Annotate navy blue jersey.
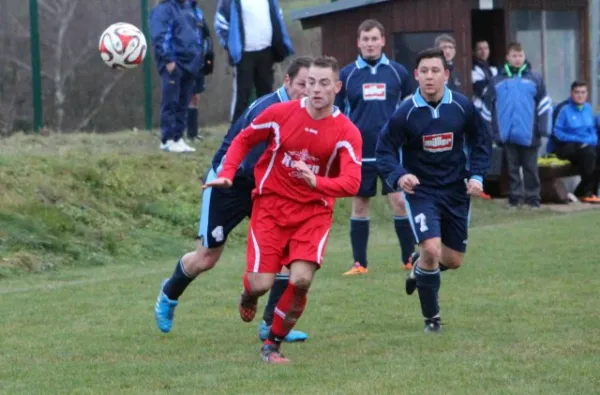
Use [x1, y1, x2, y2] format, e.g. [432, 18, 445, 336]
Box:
[376, 87, 492, 189]
[211, 86, 290, 179]
[335, 54, 412, 161]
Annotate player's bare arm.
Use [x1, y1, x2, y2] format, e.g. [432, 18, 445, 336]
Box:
[216, 105, 282, 182]
[202, 177, 233, 189]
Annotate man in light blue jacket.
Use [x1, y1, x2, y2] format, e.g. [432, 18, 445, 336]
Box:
[482, 42, 552, 208]
[214, 0, 294, 123]
[547, 81, 600, 202]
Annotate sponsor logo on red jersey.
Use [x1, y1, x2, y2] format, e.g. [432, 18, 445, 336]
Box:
[281, 149, 321, 176]
[422, 133, 454, 152]
[362, 83, 386, 100]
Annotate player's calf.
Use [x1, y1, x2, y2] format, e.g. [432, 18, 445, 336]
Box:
[240, 272, 276, 323]
[183, 242, 225, 275]
[410, 239, 442, 330]
[161, 243, 223, 302]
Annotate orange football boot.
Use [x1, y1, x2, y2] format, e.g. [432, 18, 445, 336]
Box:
[343, 262, 368, 275]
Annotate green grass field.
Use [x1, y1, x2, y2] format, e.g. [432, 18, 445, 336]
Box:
[1, 131, 600, 394]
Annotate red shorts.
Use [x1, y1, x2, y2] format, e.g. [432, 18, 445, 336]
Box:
[246, 196, 333, 273]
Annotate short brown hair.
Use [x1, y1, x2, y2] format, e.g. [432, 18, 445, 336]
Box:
[571, 80, 588, 91]
[286, 56, 313, 81]
[507, 41, 523, 53]
[311, 56, 340, 75]
[434, 34, 456, 48]
[415, 48, 449, 70]
[357, 19, 385, 37]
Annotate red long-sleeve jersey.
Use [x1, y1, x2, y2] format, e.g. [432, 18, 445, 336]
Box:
[218, 98, 363, 207]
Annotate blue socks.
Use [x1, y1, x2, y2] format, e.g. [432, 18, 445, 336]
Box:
[187, 107, 198, 139]
[162, 258, 195, 300]
[262, 273, 289, 326]
[394, 216, 415, 264]
[350, 217, 369, 268]
[415, 266, 440, 319]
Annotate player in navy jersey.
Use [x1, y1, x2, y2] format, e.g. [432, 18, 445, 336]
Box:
[154, 57, 313, 343]
[335, 19, 416, 276]
[376, 48, 492, 332]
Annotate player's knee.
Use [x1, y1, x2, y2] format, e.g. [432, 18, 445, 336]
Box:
[187, 243, 222, 272]
[352, 197, 370, 217]
[290, 275, 312, 289]
[420, 240, 442, 266]
[388, 193, 407, 215]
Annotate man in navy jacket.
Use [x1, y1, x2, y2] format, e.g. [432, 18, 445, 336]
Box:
[548, 81, 600, 202]
[214, 0, 294, 123]
[149, 0, 203, 153]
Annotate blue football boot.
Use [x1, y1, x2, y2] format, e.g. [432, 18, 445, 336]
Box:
[154, 279, 178, 333]
[258, 320, 308, 342]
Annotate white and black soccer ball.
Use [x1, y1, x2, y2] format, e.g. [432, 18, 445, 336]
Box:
[99, 22, 147, 69]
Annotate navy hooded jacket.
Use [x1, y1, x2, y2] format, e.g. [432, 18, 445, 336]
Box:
[149, 0, 203, 73]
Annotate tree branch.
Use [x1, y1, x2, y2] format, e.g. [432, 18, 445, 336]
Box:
[74, 72, 126, 131]
[0, 55, 53, 80]
[37, 0, 59, 16]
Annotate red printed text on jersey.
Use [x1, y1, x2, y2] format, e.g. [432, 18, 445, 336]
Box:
[362, 83, 386, 101]
[281, 149, 321, 177]
[422, 132, 454, 152]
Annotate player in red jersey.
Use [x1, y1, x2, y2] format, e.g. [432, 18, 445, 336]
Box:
[204, 56, 363, 364]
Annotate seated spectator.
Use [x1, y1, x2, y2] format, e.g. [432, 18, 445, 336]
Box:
[547, 80, 600, 203]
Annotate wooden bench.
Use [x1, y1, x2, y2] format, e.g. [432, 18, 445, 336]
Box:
[538, 163, 579, 203]
[484, 147, 579, 204]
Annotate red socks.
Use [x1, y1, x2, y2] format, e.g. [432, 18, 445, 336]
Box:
[267, 282, 308, 345]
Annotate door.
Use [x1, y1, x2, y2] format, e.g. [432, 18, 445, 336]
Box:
[471, 9, 507, 68]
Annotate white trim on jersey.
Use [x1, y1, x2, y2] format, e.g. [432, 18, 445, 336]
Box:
[325, 140, 362, 177]
[250, 228, 261, 272]
[249, 121, 281, 194]
[316, 228, 330, 264]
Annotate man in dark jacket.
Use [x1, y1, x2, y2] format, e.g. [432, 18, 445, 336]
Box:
[214, 0, 294, 123]
[471, 39, 497, 111]
[149, 0, 202, 153]
[481, 42, 552, 208]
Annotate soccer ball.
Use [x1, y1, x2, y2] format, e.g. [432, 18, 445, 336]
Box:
[99, 22, 147, 69]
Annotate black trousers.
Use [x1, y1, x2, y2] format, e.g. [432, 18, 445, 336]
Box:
[231, 47, 275, 123]
[554, 141, 598, 197]
[504, 144, 541, 205]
